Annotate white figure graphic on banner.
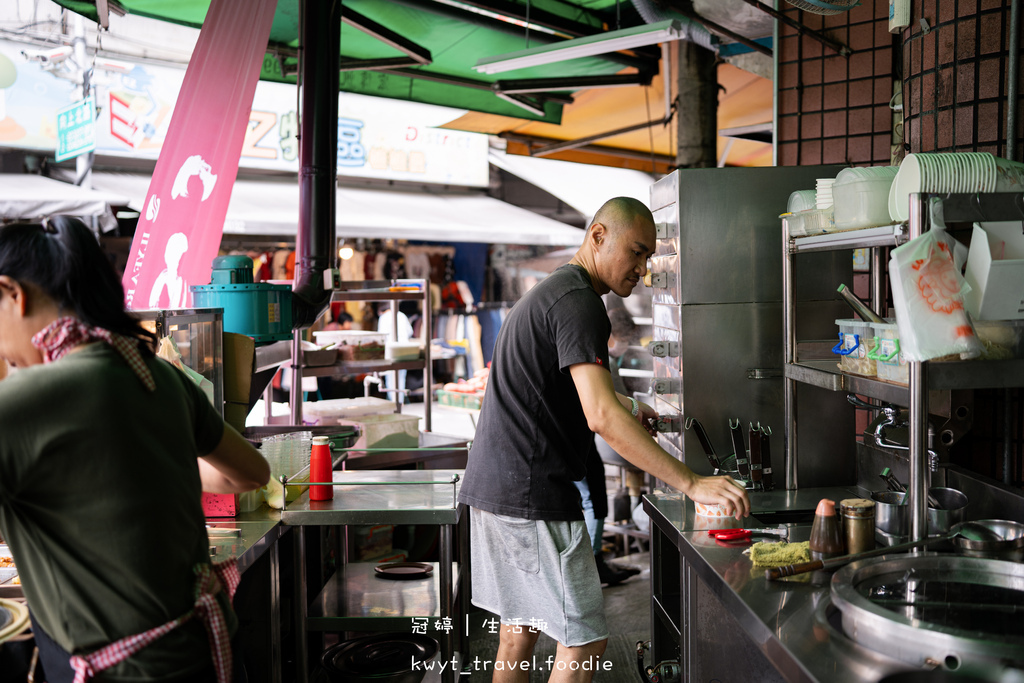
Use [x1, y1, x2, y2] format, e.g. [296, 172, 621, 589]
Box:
[171, 154, 218, 200]
[148, 232, 190, 308]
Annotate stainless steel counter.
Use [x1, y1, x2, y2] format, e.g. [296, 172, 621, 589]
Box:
[210, 509, 285, 574]
[644, 486, 918, 683]
[279, 469, 463, 526]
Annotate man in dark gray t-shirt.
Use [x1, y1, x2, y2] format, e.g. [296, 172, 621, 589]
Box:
[459, 197, 750, 682]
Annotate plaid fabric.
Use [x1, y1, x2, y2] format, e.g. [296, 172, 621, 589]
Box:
[31, 316, 156, 392]
[69, 560, 239, 683]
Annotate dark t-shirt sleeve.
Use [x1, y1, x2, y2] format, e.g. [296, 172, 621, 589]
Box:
[550, 289, 611, 373]
[164, 358, 225, 454]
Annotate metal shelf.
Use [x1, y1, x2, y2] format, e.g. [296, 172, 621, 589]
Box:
[786, 358, 1024, 404]
[788, 224, 907, 254]
[307, 561, 462, 631]
[301, 358, 426, 377]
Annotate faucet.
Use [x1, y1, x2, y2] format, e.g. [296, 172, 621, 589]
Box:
[847, 395, 940, 472]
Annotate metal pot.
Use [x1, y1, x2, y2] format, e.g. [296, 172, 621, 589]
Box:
[950, 519, 1024, 562]
[927, 487, 968, 535]
[321, 633, 438, 683]
[872, 490, 908, 537]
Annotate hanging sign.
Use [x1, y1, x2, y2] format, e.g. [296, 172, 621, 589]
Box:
[54, 96, 95, 162]
[121, 0, 277, 310]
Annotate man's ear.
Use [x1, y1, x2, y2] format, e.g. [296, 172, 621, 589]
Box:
[590, 222, 607, 247]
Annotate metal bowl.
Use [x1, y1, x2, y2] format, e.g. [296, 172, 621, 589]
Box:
[927, 487, 968, 535]
[950, 519, 1024, 562]
[872, 490, 907, 537]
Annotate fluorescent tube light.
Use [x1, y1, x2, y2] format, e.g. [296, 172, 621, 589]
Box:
[474, 20, 684, 75]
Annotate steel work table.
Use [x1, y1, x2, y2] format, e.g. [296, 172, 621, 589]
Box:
[643, 486, 920, 683]
[280, 469, 467, 683]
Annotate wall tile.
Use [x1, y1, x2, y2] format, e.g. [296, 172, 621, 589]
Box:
[979, 12, 1003, 54]
[957, 63, 976, 104]
[976, 101, 1000, 142]
[849, 107, 873, 135]
[849, 51, 873, 79]
[800, 140, 823, 165]
[823, 137, 847, 164]
[955, 106, 975, 147]
[824, 110, 847, 138]
[978, 58, 1001, 100]
[801, 112, 823, 138]
[937, 109, 953, 149]
[920, 113, 935, 151]
[801, 58, 823, 83]
[824, 82, 849, 109]
[802, 85, 824, 111]
[824, 55, 848, 83]
[955, 17, 977, 60]
[850, 79, 873, 107]
[848, 135, 872, 162]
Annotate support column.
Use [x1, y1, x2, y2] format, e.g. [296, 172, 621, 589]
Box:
[674, 40, 718, 169]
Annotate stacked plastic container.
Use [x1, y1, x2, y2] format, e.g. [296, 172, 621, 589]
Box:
[833, 319, 878, 376]
[868, 320, 908, 384]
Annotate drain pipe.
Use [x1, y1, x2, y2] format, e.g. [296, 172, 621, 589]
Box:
[292, 0, 339, 330]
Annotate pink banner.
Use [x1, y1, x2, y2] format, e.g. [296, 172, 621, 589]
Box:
[122, 0, 278, 309]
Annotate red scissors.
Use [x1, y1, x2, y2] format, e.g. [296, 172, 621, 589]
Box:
[707, 528, 752, 541]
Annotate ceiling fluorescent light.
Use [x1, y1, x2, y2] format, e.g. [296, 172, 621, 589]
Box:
[474, 19, 683, 75]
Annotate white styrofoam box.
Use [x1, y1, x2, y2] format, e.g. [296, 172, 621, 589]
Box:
[302, 397, 397, 425]
[385, 340, 421, 360]
[340, 413, 421, 450]
[964, 222, 1024, 320]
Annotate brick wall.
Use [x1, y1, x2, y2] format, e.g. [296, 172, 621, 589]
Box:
[776, 0, 897, 166]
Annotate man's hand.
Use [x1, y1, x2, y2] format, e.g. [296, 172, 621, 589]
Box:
[636, 400, 658, 436]
[686, 474, 750, 520]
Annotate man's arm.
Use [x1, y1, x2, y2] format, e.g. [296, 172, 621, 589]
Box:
[570, 362, 750, 519]
[198, 424, 271, 494]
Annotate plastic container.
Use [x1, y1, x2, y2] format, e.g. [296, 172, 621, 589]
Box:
[785, 207, 835, 237]
[973, 319, 1024, 359]
[869, 321, 908, 384]
[302, 397, 397, 425]
[312, 330, 386, 360]
[832, 166, 899, 231]
[339, 413, 421, 450]
[833, 318, 877, 376]
[385, 340, 422, 361]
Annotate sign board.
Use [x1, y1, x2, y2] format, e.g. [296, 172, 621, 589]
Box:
[0, 39, 489, 187]
[55, 96, 95, 162]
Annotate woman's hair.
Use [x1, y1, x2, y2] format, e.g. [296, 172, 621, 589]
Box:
[0, 215, 157, 353]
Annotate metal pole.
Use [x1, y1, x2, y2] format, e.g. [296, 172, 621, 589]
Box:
[439, 524, 454, 683]
[289, 329, 303, 425]
[907, 195, 928, 541]
[424, 281, 433, 432]
[782, 217, 798, 490]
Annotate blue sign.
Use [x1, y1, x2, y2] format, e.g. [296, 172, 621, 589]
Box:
[55, 96, 95, 162]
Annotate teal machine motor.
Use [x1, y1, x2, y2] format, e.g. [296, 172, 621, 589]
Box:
[190, 255, 293, 344]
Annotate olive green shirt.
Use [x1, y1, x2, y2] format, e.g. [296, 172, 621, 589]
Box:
[0, 343, 228, 680]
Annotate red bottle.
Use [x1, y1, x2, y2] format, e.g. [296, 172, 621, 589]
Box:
[309, 436, 334, 501]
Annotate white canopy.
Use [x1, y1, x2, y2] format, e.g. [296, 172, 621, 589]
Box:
[487, 150, 656, 221]
[89, 172, 586, 247]
[0, 174, 129, 221]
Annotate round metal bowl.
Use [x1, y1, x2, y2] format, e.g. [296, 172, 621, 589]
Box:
[872, 490, 908, 537]
[950, 520, 1024, 562]
[927, 488, 968, 535]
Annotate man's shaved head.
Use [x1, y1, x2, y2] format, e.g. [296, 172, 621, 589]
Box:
[591, 197, 653, 235]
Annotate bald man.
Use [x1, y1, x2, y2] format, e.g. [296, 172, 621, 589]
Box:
[459, 197, 749, 683]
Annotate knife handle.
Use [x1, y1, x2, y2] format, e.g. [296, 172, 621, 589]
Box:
[766, 559, 825, 580]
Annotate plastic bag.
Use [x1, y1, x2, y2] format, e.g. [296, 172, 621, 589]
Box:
[889, 199, 982, 361]
[157, 336, 217, 404]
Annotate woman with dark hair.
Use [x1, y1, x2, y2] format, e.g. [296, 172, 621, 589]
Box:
[0, 216, 270, 682]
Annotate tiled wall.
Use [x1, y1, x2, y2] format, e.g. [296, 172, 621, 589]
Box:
[776, 0, 1023, 164]
[776, 0, 897, 166]
[903, 0, 1023, 159]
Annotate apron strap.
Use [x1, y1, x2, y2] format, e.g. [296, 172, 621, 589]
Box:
[69, 559, 237, 683]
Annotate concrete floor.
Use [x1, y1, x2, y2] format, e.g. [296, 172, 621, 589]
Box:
[463, 552, 652, 682]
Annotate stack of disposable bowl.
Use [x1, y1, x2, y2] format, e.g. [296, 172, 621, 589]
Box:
[832, 166, 899, 231]
[816, 177, 835, 209]
[889, 152, 1004, 222]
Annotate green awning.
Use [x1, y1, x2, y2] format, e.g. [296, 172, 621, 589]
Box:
[53, 0, 658, 123]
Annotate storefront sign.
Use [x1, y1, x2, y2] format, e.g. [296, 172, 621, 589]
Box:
[54, 96, 95, 162]
[0, 39, 489, 187]
[121, 0, 277, 310]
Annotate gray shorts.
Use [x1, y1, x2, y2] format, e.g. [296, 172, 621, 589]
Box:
[469, 507, 608, 647]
